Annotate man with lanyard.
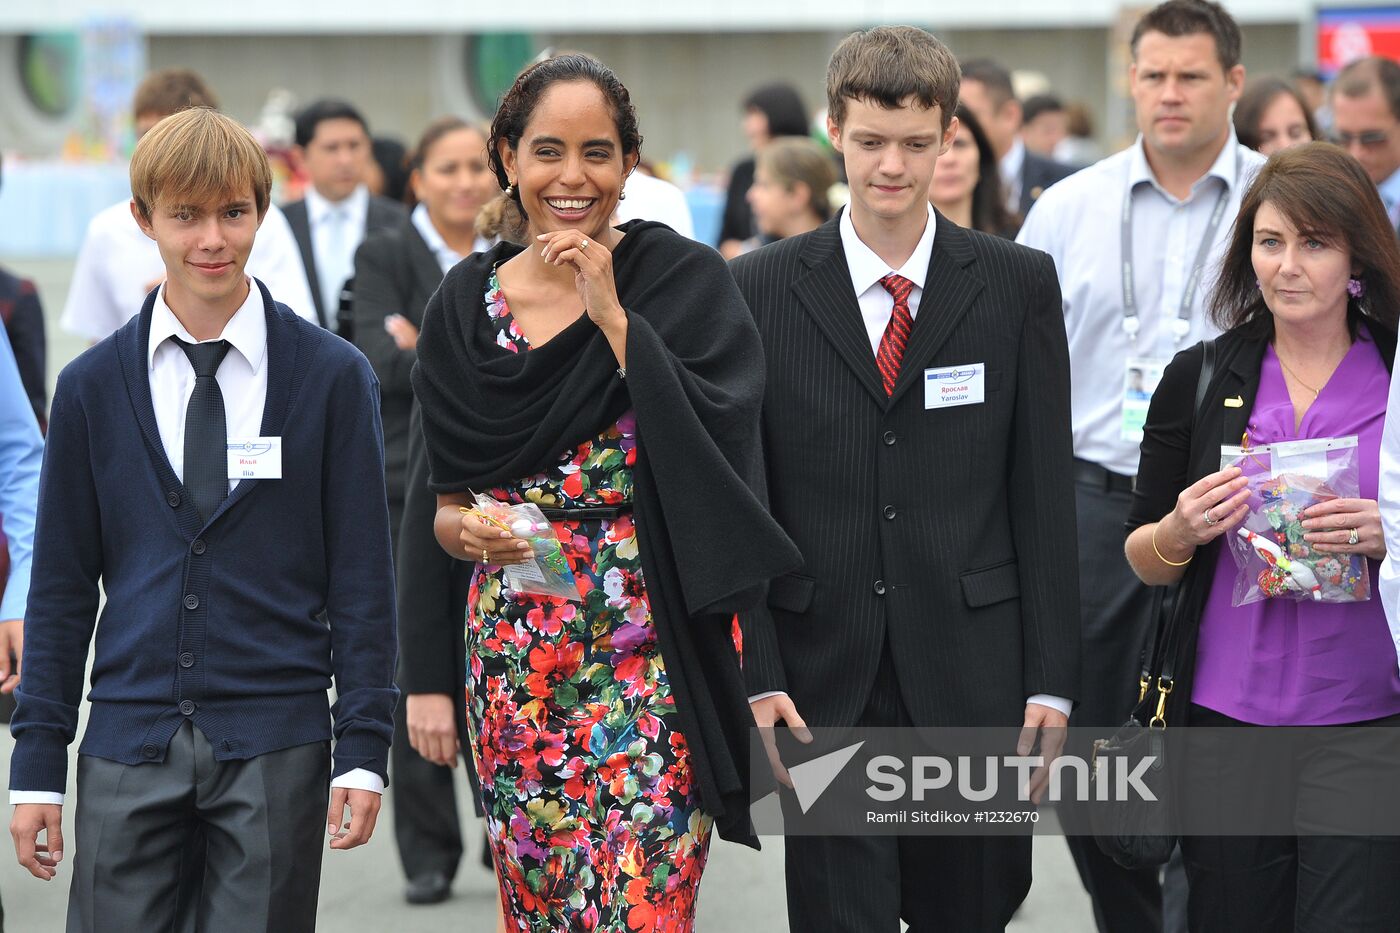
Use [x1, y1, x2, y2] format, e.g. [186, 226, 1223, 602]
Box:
[1017, 2, 1262, 931]
[1331, 56, 1400, 235]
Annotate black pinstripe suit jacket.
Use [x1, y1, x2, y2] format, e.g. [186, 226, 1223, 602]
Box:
[731, 210, 1081, 728]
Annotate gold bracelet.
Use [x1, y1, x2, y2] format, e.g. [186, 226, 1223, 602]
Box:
[1151, 523, 1193, 567]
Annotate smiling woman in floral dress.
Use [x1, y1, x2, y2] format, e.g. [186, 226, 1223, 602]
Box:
[411, 54, 799, 931]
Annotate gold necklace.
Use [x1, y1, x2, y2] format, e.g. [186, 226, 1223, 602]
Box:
[1276, 355, 1321, 400]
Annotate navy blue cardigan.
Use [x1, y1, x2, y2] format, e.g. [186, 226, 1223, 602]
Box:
[10, 283, 398, 794]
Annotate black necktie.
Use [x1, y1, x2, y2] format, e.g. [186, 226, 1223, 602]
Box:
[174, 338, 232, 523]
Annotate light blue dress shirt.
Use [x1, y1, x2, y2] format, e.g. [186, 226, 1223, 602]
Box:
[0, 325, 43, 622]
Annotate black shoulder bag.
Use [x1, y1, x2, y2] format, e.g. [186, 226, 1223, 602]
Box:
[1089, 337, 1215, 869]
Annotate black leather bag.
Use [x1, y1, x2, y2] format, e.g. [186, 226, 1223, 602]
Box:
[1087, 588, 1178, 868]
[1089, 338, 1215, 869]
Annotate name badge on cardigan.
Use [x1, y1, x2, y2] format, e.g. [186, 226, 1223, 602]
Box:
[924, 363, 985, 409]
[227, 437, 283, 479]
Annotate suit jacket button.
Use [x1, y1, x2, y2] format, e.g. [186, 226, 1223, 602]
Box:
[141, 743, 158, 759]
[883, 505, 897, 520]
[183, 594, 199, 610]
[179, 652, 195, 669]
[178, 700, 196, 716]
[167, 491, 181, 508]
[883, 431, 897, 446]
[191, 540, 206, 555]
[873, 580, 887, 596]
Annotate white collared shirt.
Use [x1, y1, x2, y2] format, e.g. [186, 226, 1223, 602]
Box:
[615, 170, 697, 240]
[839, 202, 936, 354]
[1378, 348, 1400, 671]
[1017, 131, 1265, 476]
[148, 281, 267, 494]
[305, 184, 370, 319]
[411, 203, 491, 275]
[1000, 137, 1027, 212]
[60, 199, 318, 342]
[752, 201, 1071, 720]
[10, 279, 382, 806]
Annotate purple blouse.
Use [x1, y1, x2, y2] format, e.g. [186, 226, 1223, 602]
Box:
[1192, 329, 1400, 725]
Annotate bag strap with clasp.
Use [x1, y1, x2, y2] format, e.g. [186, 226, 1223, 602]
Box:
[1135, 337, 1217, 726]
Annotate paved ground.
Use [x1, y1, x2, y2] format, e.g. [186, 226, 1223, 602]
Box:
[0, 748, 1095, 932]
[0, 258, 1100, 931]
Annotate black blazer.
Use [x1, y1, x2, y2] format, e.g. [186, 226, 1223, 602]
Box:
[397, 406, 473, 771]
[283, 194, 406, 328]
[730, 210, 1081, 728]
[1019, 151, 1076, 217]
[350, 219, 443, 502]
[1126, 321, 1397, 727]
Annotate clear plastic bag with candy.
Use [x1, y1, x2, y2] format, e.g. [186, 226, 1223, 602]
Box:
[470, 494, 581, 601]
[1219, 435, 1370, 606]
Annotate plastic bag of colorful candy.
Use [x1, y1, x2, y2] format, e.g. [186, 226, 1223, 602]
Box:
[1219, 435, 1369, 606]
[471, 494, 582, 601]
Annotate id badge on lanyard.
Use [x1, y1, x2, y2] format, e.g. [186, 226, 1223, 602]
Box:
[1118, 154, 1236, 443]
[1120, 358, 1167, 442]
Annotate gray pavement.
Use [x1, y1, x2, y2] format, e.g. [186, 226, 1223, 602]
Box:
[0, 258, 1098, 931]
[0, 738, 1094, 931]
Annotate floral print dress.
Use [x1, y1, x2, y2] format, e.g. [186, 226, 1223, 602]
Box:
[467, 269, 712, 931]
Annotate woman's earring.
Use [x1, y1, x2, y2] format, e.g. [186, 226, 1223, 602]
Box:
[504, 183, 515, 197]
[618, 187, 626, 201]
[1348, 275, 1366, 299]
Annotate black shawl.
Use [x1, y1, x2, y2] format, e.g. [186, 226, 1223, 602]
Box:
[412, 220, 802, 847]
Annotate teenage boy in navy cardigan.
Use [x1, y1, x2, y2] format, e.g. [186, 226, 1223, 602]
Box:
[8, 107, 398, 932]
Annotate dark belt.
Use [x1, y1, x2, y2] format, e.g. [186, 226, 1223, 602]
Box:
[1072, 458, 1135, 495]
[539, 504, 633, 521]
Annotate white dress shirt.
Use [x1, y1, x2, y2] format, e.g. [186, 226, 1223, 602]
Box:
[411, 203, 491, 275]
[841, 201, 936, 351]
[1000, 137, 1027, 213]
[751, 203, 1071, 719]
[12, 281, 381, 806]
[1377, 360, 1400, 672]
[615, 170, 697, 240]
[1017, 132, 1265, 476]
[305, 183, 370, 322]
[61, 199, 318, 342]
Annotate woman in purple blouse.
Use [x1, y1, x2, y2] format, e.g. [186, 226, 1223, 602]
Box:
[1125, 142, 1400, 930]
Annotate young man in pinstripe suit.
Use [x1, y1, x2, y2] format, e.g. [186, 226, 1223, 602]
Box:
[731, 25, 1080, 932]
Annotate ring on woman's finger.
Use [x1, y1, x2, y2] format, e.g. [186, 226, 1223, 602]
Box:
[1349, 527, 1360, 547]
[580, 238, 589, 250]
[482, 548, 489, 563]
[1203, 507, 1218, 526]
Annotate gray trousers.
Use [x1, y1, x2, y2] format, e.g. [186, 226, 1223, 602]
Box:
[66, 722, 330, 933]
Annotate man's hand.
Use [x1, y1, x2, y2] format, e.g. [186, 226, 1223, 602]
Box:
[406, 693, 460, 767]
[327, 787, 382, 850]
[1018, 703, 1070, 805]
[750, 694, 811, 788]
[11, 803, 62, 880]
[0, 618, 23, 693]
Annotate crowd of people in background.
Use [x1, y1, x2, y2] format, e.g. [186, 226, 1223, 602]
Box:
[7, 0, 1400, 930]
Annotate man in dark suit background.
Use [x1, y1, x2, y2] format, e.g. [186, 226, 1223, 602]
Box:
[283, 100, 404, 334]
[960, 58, 1077, 218]
[732, 25, 1079, 932]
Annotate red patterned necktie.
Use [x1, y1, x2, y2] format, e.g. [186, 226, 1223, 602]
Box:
[876, 273, 915, 396]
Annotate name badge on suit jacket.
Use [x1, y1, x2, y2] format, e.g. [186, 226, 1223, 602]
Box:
[924, 363, 985, 409]
[227, 437, 283, 479]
